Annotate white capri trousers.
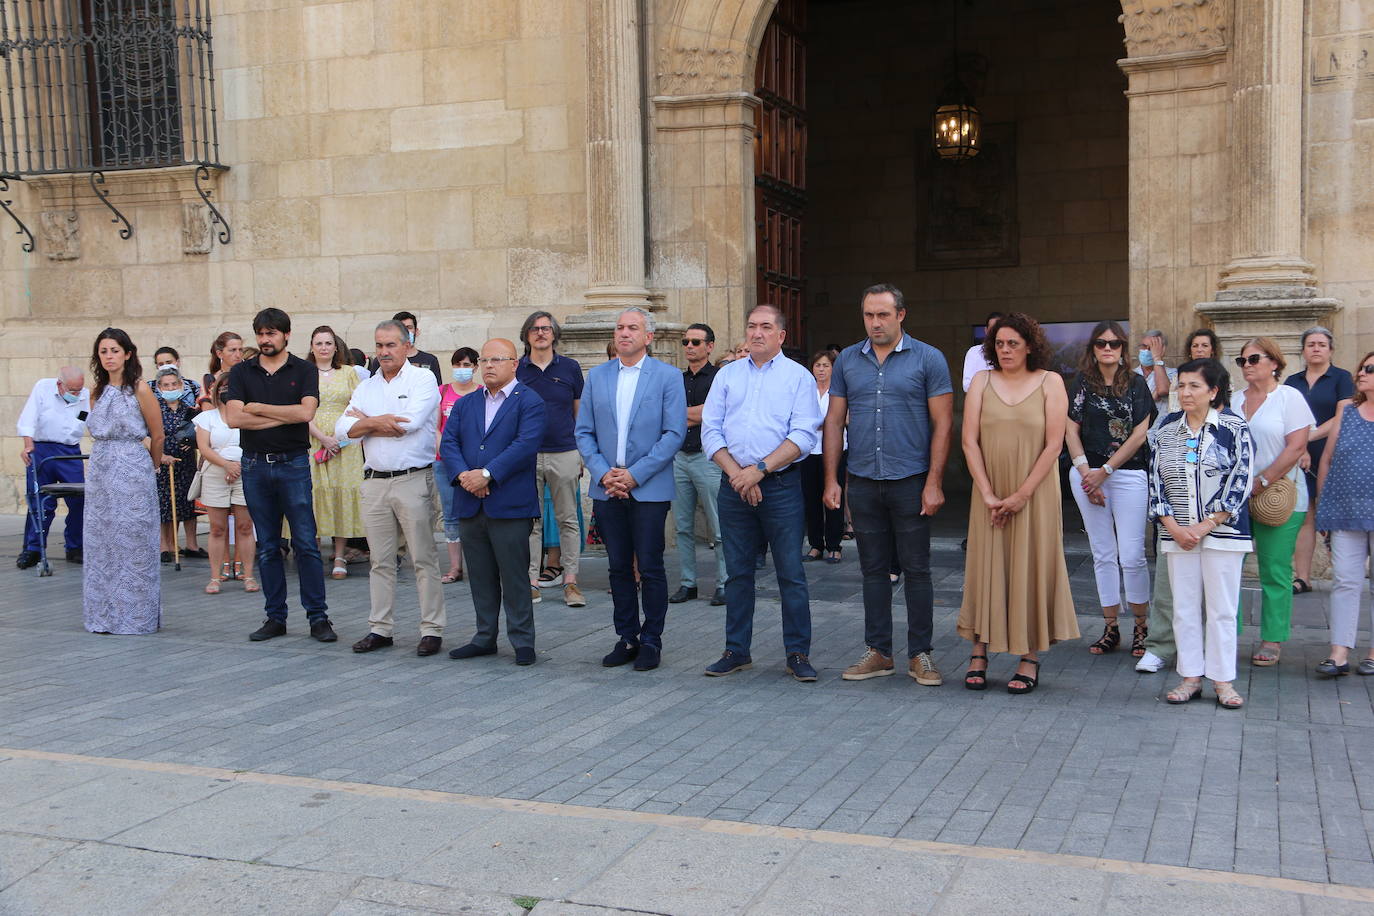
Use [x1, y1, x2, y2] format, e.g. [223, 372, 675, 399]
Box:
[1069, 466, 1151, 608]
[1166, 547, 1244, 683]
[1329, 530, 1374, 650]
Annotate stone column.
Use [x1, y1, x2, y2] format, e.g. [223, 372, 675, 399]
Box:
[1215, 0, 1312, 289]
[563, 0, 657, 368]
[1194, 0, 1340, 369]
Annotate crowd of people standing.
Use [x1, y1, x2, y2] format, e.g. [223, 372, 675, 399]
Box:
[15, 288, 1374, 702]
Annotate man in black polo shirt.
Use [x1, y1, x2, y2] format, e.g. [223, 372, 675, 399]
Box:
[670, 323, 726, 607]
[224, 308, 336, 643]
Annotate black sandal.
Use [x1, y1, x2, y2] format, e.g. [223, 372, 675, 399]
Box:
[1131, 618, 1148, 658]
[1007, 658, 1041, 694]
[1292, 578, 1312, 595]
[964, 653, 989, 691]
[1088, 620, 1120, 655]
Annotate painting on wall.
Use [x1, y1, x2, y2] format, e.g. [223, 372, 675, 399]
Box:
[915, 123, 1018, 269]
[974, 318, 1132, 377]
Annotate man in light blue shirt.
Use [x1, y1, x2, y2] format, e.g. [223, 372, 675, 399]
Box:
[823, 283, 953, 687]
[575, 307, 687, 672]
[700, 304, 821, 682]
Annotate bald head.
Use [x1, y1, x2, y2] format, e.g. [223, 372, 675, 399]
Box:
[57, 366, 84, 395]
[479, 338, 518, 391]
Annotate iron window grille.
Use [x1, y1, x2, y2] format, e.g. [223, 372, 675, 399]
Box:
[0, 0, 223, 177]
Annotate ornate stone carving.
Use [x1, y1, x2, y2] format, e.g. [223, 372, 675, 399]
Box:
[655, 47, 745, 95]
[1118, 0, 1230, 58]
[181, 203, 214, 255]
[39, 210, 79, 261]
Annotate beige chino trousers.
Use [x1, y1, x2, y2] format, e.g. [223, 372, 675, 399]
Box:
[361, 468, 445, 638]
[528, 449, 583, 581]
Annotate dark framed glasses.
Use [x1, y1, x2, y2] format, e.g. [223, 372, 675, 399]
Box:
[1235, 353, 1265, 367]
[1092, 338, 1125, 350]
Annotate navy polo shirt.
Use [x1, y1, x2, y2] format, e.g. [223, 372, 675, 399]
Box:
[517, 352, 585, 452]
[1285, 365, 1355, 462]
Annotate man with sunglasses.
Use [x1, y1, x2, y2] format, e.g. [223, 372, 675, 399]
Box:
[517, 311, 587, 607]
[671, 323, 727, 607]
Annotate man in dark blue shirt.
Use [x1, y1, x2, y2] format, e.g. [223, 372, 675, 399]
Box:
[516, 311, 587, 607]
[824, 283, 953, 687]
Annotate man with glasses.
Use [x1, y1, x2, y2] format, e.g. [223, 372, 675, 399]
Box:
[440, 339, 547, 666]
[517, 311, 587, 607]
[671, 323, 728, 607]
[575, 308, 687, 671]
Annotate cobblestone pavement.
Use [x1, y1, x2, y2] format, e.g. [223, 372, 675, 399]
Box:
[1, 500, 1371, 895]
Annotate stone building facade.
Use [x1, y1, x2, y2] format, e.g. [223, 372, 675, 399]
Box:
[0, 0, 1368, 512]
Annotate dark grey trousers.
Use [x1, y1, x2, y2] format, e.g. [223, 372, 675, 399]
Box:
[458, 511, 535, 651]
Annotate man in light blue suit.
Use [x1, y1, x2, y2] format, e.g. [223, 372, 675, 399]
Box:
[575, 307, 687, 671]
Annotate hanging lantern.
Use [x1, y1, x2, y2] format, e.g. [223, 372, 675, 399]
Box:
[932, 79, 981, 160]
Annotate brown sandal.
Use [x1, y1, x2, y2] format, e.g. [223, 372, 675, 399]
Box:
[1088, 620, 1120, 655]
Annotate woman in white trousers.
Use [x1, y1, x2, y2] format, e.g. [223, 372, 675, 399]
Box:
[1148, 358, 1255, 709]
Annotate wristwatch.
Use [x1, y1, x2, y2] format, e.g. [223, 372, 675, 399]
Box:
[755, 460, 769, 477]
[480, 468, 491, 481]
[1102, 464, 1114, 476]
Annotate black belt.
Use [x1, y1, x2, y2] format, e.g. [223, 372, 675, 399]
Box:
[245, 450, 305, 463]
[364, 464, 432, 480]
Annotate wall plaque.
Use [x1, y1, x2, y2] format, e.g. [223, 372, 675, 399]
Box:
[1312, 32, 1373, 85]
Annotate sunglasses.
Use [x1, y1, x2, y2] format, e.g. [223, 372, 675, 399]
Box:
[1092, 339, 1125, 350]
[682, 338, 710, 347]
[1235, 353, 1266, 367]
[1360, 364, 1374, 376]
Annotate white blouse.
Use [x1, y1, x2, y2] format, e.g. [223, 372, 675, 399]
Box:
[1231, 384, 1315, 513]
[192, 408, 242, 462]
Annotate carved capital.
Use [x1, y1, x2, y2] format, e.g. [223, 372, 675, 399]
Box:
[1119, 0, 1230, 58]
[39, 210, 79, 261]
[655, 47, 746, 96]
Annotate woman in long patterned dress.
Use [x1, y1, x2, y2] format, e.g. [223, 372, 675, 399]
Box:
[154, 367, 199, 562]
[84, 328, 163, 634]
[306, 326, 365, 578]
[958, 313, 1079, 694]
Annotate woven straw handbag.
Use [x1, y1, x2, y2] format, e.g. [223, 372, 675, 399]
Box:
[1248, 476, 1296, 527]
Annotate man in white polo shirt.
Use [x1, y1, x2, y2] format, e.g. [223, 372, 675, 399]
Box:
[336, 319, 445, 657]
[17, 367, 89, 569]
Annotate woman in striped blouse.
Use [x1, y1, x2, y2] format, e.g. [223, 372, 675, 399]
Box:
[1147, 358, 1255, 709]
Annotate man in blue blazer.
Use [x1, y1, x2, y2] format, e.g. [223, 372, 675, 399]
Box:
[575, 307, 687, 671]
[440, 338, 547, 666]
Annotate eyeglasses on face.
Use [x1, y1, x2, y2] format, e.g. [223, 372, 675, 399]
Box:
[682, 338, 709, 347]
[476, 357, 516, 366]
[528, 326, 554, 335]
[1235, 353, 1266, 367]
[1092, 338, 1124, 350]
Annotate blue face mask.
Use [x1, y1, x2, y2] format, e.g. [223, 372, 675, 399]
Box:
[407, 330, 415, 345]
[61, 392, 79, 404]
[452, 367, 474, 383]
[1137, 349, 1154, 367]
[160, 387, 184, 402]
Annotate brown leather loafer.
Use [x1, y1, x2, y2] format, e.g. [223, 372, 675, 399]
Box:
[416, 635, 443, 657]
[351, 632, 394, 653]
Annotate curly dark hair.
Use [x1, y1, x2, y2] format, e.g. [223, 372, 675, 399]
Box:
[982, 312, 1051, 372]
[90, 327, 142, 402]
[1076, 320, 1133, 397]
[1184, 328, 1222, 362]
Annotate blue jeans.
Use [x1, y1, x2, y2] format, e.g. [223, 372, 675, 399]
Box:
[241, 453, 328, 623]
[846, 473, 933, 657]
[717, 469, 810, 657]
[595, 497, 671, 649]
[673, 450, 726, 589]
[436, 472, 462, 542]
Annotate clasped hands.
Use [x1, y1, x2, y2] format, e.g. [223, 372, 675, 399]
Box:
[456, 469, 489, 499]
[600, 467, 639, 499]
[1078, 466, 1108, 507]
[982, 489, 1028, 529]
[727, 464, 765, 507]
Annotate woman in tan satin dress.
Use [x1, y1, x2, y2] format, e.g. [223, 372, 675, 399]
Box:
[958, 313, 1079, 693]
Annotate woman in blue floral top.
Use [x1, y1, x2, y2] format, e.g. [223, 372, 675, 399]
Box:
[1065, 320, 1155, 658]
[1148, 358, 1254, 709]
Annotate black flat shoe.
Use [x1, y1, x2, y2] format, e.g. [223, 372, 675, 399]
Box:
[1007, 658, 1041, 695]
[1293, 578, 1312, 595]
[15, 550, 39, 569]
[668, 586, 697, 603]
[1316, 658, 1350, 678]
[803, 549, 823, 562]
[602, 640, 639, 667]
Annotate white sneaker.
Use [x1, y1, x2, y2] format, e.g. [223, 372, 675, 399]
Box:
[1135, 651, 1167, 673]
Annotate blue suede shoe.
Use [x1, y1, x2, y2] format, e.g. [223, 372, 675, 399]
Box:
[704, 650, 752, 676]
[787, 653, 817, 682]
[633, 644, 661, 671]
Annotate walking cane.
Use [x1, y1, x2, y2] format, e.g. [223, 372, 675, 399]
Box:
[167, 459, 181, 572]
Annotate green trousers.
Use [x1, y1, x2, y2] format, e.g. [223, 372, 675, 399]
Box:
[1143, 531, 1175, 658]
[1245, 510, 1305, 643]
